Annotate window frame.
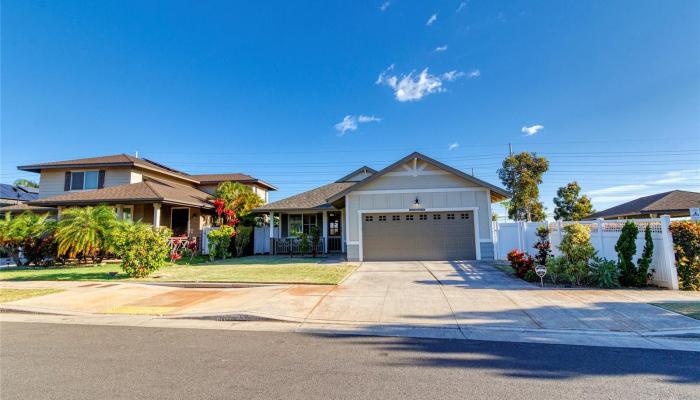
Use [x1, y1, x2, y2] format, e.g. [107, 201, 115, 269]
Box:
[69, 170, 99, 191]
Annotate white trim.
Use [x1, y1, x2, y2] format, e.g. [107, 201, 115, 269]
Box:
[170, 207, 190, 236]
[121, 205, 134, 222]
[479, 239, 492, 243]
[349, 187, 488, 196]
[357, 207, 481, 262]
[384, 170, 451, 177]
[346, 241, 359, 245]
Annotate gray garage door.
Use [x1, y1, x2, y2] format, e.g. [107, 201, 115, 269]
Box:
[361, 212, 476, 261]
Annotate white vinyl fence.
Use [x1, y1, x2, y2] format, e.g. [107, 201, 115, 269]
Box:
[494, 216, 679, 290]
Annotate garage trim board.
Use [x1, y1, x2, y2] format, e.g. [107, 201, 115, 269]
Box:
[357, 207, 481, 262]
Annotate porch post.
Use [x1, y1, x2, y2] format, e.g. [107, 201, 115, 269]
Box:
[322, 211, 328, 254]
[153, 203, 161, 229]
[116, 204, 124, 220]
[341, 207, 346, 253]
[269, 212, 275, 255]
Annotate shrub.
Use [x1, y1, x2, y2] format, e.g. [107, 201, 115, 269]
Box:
[234, 225, 252, 257]
[533, 225, 552, 266]
[545, 256, 567, 285]
[559, 223, 596, 264]
[615, 221, 639, 286]
[507, 249, 534, 279]
[310, 226, 321, 257]
[298, 232, 310, 255]
[636, 225, 654, 287]
[0, 212, 55, 266]
[55, 205, 116, 263]
[588, 257, 620, 288]
[669, 221, 700, 291]
[208, 225, 236, 260]
[564, 261, 589, 286]
[111, 222, 171, 278]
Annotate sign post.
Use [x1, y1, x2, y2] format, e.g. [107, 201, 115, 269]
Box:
[535, 265, 547, 288]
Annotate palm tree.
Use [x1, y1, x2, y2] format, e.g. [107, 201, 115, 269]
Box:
[0, 212, 53, 265]
[55, 205, 116, 263]
[213, 182, 264, 220]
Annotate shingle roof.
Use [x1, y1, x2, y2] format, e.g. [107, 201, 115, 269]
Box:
[586, 190, 700, 219]
[191, 173, 277, 190]
[254, 182, 356, 212]
[0, 203, 56, 214]
[30, 179, 213, 209]
[0, 183, 39, 202]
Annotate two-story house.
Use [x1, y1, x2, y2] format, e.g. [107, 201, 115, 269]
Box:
[14, 154, 275, 238]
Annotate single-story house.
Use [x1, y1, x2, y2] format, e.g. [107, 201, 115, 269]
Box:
[254, 152, 510, 262]
[12, 154, 275, 238]
[585, 190, 700, 220]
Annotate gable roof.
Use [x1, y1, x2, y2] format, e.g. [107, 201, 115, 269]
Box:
[327, 152, 510, 203]
[254, 182, 356, 212]
[30, 179, 213, 209]
[190, 173, 277, 190]
[18, 154, 199, 184]
[335, 166, 378, 183]
[0, 183, 39, 202]
[586, 190, 700, 219]
[0, 203, 57, 214]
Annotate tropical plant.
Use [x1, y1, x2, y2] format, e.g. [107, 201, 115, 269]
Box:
[55, 206, 117, 263]
[497, 151, 549, 221]
[310, 225, 321, 257]
[298, 232, 310, 256]
[588, 257, 620, 288]
[669, 221, 700, 291]
[207, 225, 236, 260]
[213, 182, 264, 222]
[234, 225, 252, 257]
[564, 261, 589, 286]
[507, 249, 534, 279]
[545, 256, 567, 285]
[110, 221, 171, 278]
[559, 223, 596, 264]
[13, 178, 39, 188]
[533, 225, 552, 266]
[0, 212, 55, 265]
[552, 182, 595, 221]
[636, 225, 654, 287]
[615, 221, 639, 287]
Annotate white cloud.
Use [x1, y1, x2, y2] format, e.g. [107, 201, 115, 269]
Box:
[521, 124, 544, 136]
[426, 13, 437, 26]
[435, 45, 448, 52]
[467, 69, 480, 78]
[376, 66, 475, 102]
[334, 114, 381, 136]
[587, 184, 649, 196]
[457, 2, 467, 12]
[379, 1, 390, 11]
[448, 142, 459, 151]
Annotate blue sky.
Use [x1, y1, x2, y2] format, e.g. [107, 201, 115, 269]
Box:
[2, 0, 699, 219]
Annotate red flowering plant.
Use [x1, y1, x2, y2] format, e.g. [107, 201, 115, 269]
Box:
[507, 249, 535, 279]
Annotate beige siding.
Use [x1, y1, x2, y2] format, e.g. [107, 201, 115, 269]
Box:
[359, 173, 477, 191]
[139, 170, 197, 188]
[195, 183, 268, 203]
[38, 167, 133, 199]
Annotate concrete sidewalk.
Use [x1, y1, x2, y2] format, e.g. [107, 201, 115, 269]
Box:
[2, 260, 700, 350]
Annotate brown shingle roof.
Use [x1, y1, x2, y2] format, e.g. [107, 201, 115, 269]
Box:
[30, 180, 213, 209]
[191, 173, 277, 190]
[586, 190, 700, 219]
[0, 203, 57, 214]
[254, 182, 356, 212]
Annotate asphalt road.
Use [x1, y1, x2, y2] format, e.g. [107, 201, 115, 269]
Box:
[1, 322, 699, 400]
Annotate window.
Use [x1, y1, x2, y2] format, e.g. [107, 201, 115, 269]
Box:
[433, 214, 441, 220]
[378, 215, 387, 222]
[69, 171, 98, 191]
[460, 213, 470, 219]
[419, 214, 427, 220]
[392, 215, 400, 221]
[289, 215, 302, 235]
[365, 215, 374, 222]
[447, 213, 455, 220]
[405, 215, 414, 221]
[122, 206, 133, 221]
[302, 214, 316, 234]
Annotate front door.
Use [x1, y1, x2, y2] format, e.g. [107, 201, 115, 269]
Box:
[171, 208, 189, 236]
[327, 212, 342, 252]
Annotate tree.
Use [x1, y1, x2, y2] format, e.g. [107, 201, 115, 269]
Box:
[615, 221, 639, 287]
[497, 152, 549, 221]
[55, 205, 116, 263]
[0, 212, 54, 265]
[13, 179, 39, 188]
[111, 221, 171, 278]
[636, 225, 654, 287]
[669, 221, 700, 291]
[553, 182, 595, 221]
[213, 182, 264, 222]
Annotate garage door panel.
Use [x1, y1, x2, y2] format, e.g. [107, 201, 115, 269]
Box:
[361, 212, 476, 261]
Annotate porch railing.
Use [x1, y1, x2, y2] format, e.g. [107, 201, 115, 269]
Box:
[272, 237, 330, 255]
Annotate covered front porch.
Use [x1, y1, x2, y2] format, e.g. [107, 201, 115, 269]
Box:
[107, 202, 214, 238]
[263, 209, 345, 255]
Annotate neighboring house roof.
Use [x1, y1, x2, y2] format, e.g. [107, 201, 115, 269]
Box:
[0, 203, 57, 214]
[191, 173, 277, 190]
[586, 190, 700, 219]
[335, 166, 378, 183]
[0, 183, 39, 202]
[254, 182, 356, 212]
[30, 179, 214, 209]
[327, 152, 511, 203]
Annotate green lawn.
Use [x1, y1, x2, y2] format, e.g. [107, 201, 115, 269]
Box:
[0, 288, 64, 303]
[651, 302, 700, 320]
[0, 256, 356, 285]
